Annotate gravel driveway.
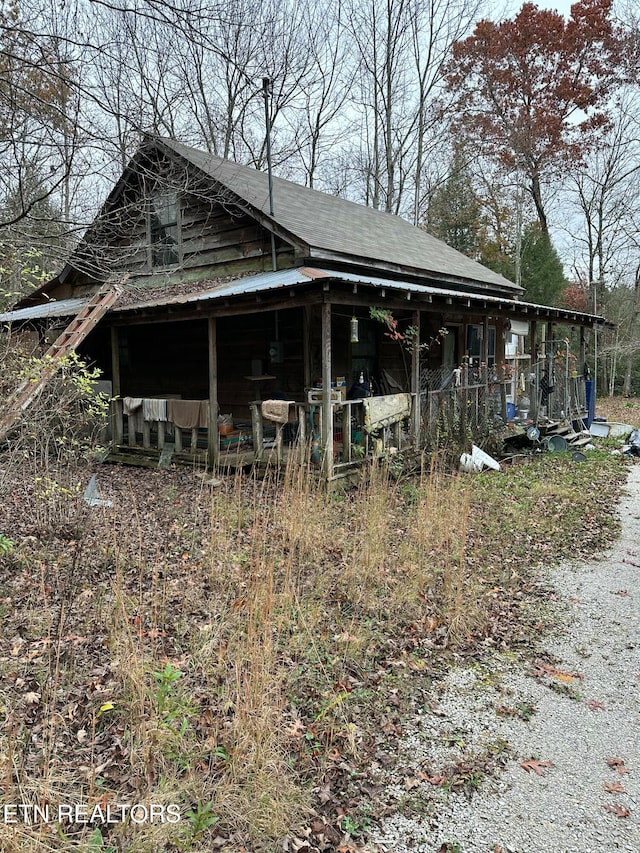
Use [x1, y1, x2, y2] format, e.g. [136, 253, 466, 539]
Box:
[371, 462, 640, 853]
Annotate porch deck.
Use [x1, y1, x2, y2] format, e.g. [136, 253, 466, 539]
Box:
[109, 392, 418, 479]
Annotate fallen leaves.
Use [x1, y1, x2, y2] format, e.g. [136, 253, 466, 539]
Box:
[585, 699, 606, 711]
[520, 758, 553, 776]
[603, 781, 625, 793]
[605, 757, 630, 775]
[533, 661, 584, 683]
[287, 719, 307, 737]
[604, 804, 630, 818]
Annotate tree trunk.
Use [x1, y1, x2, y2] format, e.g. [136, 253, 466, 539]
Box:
[529, 169, 548, 237]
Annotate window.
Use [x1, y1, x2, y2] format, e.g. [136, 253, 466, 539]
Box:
[466, 323, 496, 367]
[149, 190, 179, 267]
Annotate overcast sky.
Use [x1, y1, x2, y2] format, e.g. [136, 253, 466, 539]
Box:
[533, 0, 574, 12]
[504, 0, 575, 16]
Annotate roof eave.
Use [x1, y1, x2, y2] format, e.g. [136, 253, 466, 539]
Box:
[304, 247, 523, 298]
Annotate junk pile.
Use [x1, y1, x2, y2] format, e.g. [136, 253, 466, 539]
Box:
[626, 429, 640, 456]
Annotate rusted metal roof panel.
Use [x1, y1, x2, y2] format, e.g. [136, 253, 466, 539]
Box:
[114, 266, 607, 327]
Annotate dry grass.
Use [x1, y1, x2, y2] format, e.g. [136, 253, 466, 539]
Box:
[595, 395, 640, 427]
[0, 441, 630, 852]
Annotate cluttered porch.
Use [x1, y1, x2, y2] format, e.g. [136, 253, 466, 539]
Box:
[94, 282, 608, 479]
[110, 388, 418, 480]
[422, 338, 592, 444]
[107, 326, 598, 478]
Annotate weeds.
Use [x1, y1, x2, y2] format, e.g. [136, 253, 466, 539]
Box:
[180, 801, 219, 847]
[0, 436, 628, 850]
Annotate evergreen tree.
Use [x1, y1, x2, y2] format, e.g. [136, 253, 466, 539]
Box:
[519, 224, 568, 306]
[425, 150, 482, 257]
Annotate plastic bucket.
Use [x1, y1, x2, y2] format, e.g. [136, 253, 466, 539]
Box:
[546, 435, 568, 452]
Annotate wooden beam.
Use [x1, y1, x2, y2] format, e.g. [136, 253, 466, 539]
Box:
[110, 326, 123, 446]
[321, 302, 333, 480]
[482, 315, 489, 367]
[529, 320, 536, 363]
[303, 305, 312, 389]
[411, 309, 421, 445]
[207, 316, 220, 469]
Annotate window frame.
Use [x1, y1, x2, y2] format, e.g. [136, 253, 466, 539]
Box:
[147, 188, 181, 269]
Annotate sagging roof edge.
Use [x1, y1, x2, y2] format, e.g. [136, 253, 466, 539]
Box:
[0, 268, 612, 329]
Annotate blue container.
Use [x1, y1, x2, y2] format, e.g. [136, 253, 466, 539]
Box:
[584, 379, 595, 427]
[506, 402, 516, 421]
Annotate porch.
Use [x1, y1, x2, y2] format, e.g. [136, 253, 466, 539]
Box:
[88, 269, 602, 479]
[109, 390, 420, 480]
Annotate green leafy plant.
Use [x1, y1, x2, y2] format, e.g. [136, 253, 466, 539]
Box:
[153, 662, 185, 720]
[340, 804, 372, 836]
[83, 827, 116, 852]
[0, 534, 14, 556]
[182, 800, 219, 845]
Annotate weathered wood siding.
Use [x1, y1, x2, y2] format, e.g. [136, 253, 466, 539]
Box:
[217, 309, 305, 419]
[72, 151, 296, 290]
[117, 320, 209, 399]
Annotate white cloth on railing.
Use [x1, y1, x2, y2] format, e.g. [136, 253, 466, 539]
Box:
[363, 393, 412, 432]
[143, 398, 167, 422]
[261, 399, 294, 424]
[122, 396, 144, 433]
[122, 396, 142, 415]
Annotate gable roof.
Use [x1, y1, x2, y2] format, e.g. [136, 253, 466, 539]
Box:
[152, 137, 520, 297]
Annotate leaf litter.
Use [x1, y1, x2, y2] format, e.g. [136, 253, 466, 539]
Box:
[0, 450, 631, 851]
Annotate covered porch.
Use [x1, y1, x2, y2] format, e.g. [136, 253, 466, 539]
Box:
[87, 268, 603, 479]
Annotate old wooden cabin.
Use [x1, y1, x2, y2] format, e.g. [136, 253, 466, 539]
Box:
[0, 136, 607, 479]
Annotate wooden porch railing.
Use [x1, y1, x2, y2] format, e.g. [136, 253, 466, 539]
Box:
[110, 392, 419, 475]
[111, 398, 207, 455]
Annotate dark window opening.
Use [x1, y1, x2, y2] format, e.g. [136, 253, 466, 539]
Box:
[150, 190, 179, 267]
[466, 324, 496, 367]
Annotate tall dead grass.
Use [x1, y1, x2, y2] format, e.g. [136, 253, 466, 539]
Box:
[0, 454, 493, 851]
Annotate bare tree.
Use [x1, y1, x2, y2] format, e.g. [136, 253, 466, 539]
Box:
[344, 0, 481, 218]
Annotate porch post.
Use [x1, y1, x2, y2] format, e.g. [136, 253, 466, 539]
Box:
[321, 302, 334, 480]
[579, 326, 586, 373]
[303, 305, 313, 389]
[530, 320, 537, 362]
[495, 319, 507, 419]
[208, 316, 220, 469]
[110, 326, 123, 447]
[495, 318, 506, 367]
[482, 314, 490, 423]
[481, 315, 489, 368]
[411, 309, 420, 446]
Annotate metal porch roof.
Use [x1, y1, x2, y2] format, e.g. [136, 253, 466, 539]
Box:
[0, 297, 87, 324]
[0, 268, 608, 328]
[115, 267, 608, 327]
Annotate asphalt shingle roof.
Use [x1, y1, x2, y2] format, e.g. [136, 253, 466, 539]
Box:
[156, 138, 519, 296]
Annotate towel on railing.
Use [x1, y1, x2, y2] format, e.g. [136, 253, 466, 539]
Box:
[363, 393, 412, 432]
[143, 398, 167, 422]
[167, 399, 208, 429]
[261, 399, 294, 424]
[122, 396, 144, 434]
[122, 396, 143, 415]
